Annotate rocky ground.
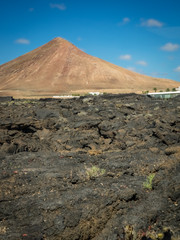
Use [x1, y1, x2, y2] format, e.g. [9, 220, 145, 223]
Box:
[0, 94, 179, 240]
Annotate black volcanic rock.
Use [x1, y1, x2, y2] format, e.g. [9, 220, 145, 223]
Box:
[0, 94, 179, 240]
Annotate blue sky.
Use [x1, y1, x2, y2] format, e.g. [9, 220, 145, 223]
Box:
[0, 0, 180, 82]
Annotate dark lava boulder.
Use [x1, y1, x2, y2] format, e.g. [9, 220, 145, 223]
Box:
[0, 94, 179, 240]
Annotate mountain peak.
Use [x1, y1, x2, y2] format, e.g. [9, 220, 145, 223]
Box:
[54, 37, 63, 40]
[46, 37, 76, 51]
[50, 37, 71, 44]
[52, 37, 67, 42]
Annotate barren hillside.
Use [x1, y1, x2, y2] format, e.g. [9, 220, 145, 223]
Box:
[0, 37, 178, 97]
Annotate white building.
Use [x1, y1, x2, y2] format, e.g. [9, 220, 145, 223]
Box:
[88, 92, 101, 96]
[147, 91, 180, 99]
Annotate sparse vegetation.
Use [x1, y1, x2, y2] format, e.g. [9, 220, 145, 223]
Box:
[86, 166, 106, 178]
[166, 88, 170, 92]
[72, 93, 90, 96]
[172, 88, 176, 91]
[153, 87, 157, 92]
[72, 93, 81, 96]
[142, 90, 149, 94]
[143, 173, 155, 190]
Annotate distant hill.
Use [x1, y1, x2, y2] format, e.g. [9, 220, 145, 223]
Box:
[0, 37, 178, 97]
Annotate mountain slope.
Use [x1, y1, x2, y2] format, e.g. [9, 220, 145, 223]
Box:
[0, 37, 178, 97]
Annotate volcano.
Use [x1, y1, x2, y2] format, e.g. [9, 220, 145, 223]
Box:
[0, 37, 178, 97]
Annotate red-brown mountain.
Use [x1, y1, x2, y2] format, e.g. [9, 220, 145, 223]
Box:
[0, 37, 178, 97]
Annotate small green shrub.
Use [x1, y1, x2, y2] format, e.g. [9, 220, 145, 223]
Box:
[86, 166, 105, 178]
[143, 173, 155, 190]
[142, 90, 149, 94]
[72, 93, 81, 96]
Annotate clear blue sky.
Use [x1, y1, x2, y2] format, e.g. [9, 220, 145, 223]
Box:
[0, 0, 180, 82]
